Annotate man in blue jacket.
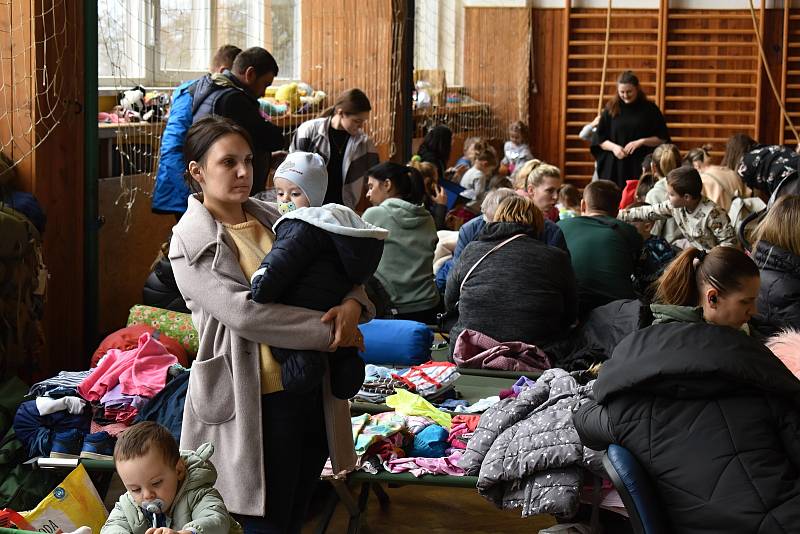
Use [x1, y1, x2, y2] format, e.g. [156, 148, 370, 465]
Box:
[151, 45, 241, 218]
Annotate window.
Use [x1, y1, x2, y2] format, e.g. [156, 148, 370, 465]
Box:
[414, 0, 464, 86]
[98, 0, 300, 88]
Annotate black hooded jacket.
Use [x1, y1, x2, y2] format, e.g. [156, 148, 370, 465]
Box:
[250, 205, 387, 311]
[574, 322, 800, 533]
[752, 240, 800, 337]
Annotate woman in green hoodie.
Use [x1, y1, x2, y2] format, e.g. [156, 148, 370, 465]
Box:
[650, 245, 760, 331]
[363, 162, 441, 323]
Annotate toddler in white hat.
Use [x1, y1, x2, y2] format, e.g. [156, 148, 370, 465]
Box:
[251, 152, 388, 398]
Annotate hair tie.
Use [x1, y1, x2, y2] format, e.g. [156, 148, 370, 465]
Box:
[411, 154, 422, 162]
[692, 249, 707, 269]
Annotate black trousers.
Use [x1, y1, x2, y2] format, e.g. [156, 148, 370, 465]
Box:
[237, 388, 328, 534]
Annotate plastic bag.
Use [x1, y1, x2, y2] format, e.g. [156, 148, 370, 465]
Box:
[19, 464, 108, 533]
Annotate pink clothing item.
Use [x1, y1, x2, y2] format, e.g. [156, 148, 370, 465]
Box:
[766, 329, 800, 378]
[448, 422, 470, 449]
[78, 332, 178, 401]
[453, 329, 551, 373]
[386, 450, 465, 477]
[90, 420, 130, 437]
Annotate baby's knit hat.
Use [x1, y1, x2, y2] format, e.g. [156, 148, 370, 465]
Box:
[274, 151, 328, 207]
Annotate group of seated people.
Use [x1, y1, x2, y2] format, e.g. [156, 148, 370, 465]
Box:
[138, 51, 800, 528]
[356, 129, 800, 530]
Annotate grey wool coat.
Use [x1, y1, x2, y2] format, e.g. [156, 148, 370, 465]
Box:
[170, 195, 371, 516]
[459, 368, 602, 518]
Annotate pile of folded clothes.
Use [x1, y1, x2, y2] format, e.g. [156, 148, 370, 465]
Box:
[13, 327, 190, 461]
[354, 362, 460, 404]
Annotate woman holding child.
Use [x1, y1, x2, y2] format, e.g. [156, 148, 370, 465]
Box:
[170, 116, 373, 533]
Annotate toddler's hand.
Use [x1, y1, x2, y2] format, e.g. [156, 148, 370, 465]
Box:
[145, 528, 181, 534]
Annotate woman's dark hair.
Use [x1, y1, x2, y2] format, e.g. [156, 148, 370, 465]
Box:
[417, 125, 453, 165]
[368, 162, 426, 204]
[641, 153, 654, 177]
[320, 88, 372, 118]
[606, 71, 648, 118]
[183, 116, 254, 192]
[654, 246, 759, 306]
[636, 172, 655, 201]
[684, 144, 712, 167]
[666, 166, 703, 199]
[721, 133, 757, 171]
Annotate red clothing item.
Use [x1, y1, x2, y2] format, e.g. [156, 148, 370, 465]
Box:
[545, 206, 560, 223]
[619, 179, 639, 210]
[78, 332, 178, 401]
[91, 324, 188, 368]
[452, 414, 480, 432]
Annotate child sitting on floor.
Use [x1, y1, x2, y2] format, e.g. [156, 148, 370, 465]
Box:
[250, 152, 388, 399]
[626, 201, 677, 299]
[102, 422, 238, 534]
[502, 121, 533, 176]
[618, 166, 737, 252]
[557, 184, 581, 219]
[460, 148, 497, 209]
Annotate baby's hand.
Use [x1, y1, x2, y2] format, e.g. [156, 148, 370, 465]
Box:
[145, 528, 184, 534]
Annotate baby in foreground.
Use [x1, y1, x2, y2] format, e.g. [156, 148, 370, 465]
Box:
[101, 422, 239, 534]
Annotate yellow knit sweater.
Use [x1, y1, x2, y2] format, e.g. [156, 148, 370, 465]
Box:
[222, 214, 283, 393]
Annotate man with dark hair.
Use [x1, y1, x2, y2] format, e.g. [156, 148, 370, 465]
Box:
[152, 44, 242, 216]
[192, 46, 284, 193]
[559, 180, 643, 315]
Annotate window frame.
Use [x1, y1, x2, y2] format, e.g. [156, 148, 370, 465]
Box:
[97, 0, 301, 89]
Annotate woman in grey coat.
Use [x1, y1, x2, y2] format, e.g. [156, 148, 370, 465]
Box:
[170, 117, 373, 533]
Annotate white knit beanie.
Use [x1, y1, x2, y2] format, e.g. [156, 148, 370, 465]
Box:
[274, 151, 328, 207]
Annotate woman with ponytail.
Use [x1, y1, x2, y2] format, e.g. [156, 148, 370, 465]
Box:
[651, 245, 760, 330]
[290, 88, 379, 209]
[574, 245, 800, 533]
[362, 162, 441, 322]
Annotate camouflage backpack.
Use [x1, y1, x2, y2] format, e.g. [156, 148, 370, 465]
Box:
[0, 203, 46, 376]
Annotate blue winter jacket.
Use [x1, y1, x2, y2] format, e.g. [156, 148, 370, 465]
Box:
[151, 80, 196, 215]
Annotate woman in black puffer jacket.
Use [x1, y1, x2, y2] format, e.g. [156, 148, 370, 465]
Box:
[575, 246, 800, 533]
[751, 195, 800, 337]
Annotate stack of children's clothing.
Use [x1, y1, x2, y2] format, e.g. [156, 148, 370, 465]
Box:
[13, 329, 189, 461]
[354, 362, 460, 405]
